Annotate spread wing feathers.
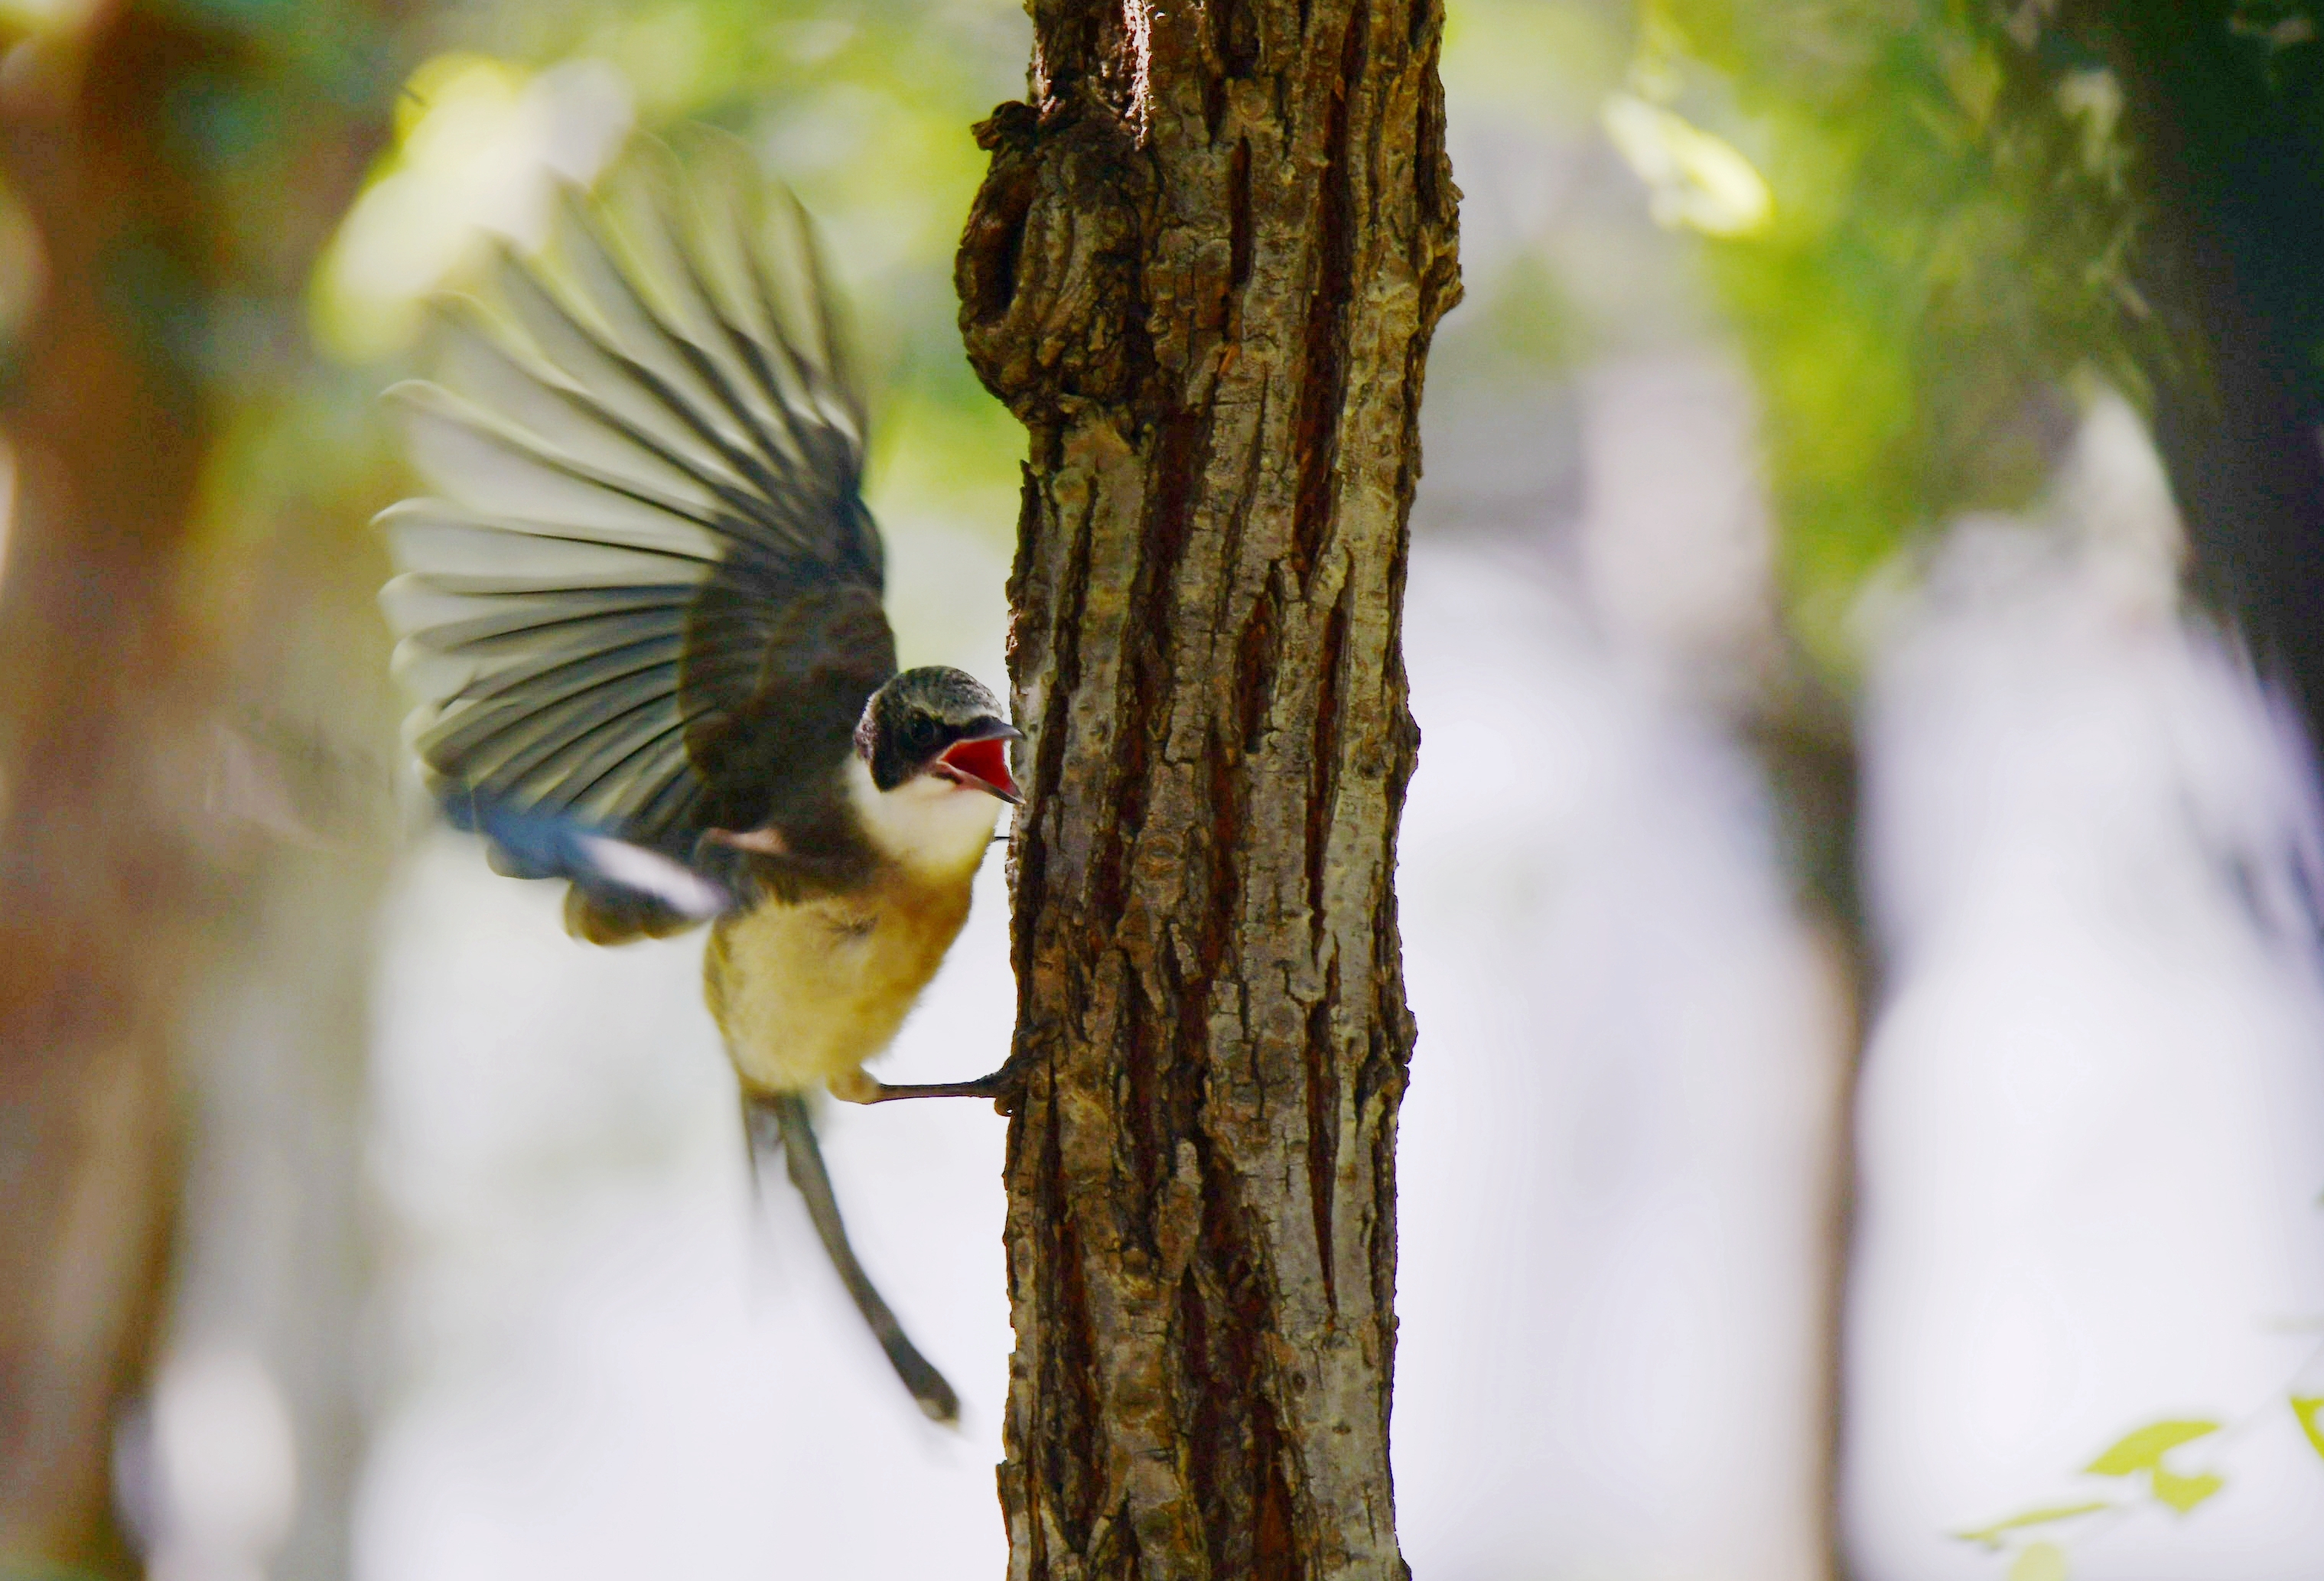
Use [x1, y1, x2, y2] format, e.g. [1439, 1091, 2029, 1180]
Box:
[379, 131, 897, 933]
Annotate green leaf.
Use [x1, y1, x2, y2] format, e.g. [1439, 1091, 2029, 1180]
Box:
[2149, 1466, 2224, 1514]
[2084, 1420, 2221, 1475]
[1953, 1502, 2113, 1549]
[2010, 1541, 2069, 1581]
[2293, 1397, 2324, 1462]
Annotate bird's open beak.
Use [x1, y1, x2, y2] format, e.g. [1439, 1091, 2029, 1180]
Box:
[936, 721, 1022, 804]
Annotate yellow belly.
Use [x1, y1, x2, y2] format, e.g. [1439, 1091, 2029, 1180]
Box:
[703, 864, 977, 1095]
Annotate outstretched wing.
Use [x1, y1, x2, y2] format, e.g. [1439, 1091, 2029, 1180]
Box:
[379, 129, 896, 939]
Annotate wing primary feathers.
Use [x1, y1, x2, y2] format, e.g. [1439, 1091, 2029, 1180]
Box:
[437, 308, 721, 503]
[780, 187, 865, 438]
[445, 629, 685, 717]
[443, 304, 796, 532]
[652, 146, 853, 465]
[380, 131, 898, 931]
[742, 241, 858, 497]
[663, 233, 815, 473]
[711, 248, 835, 495]
[746, 200, 879, 581]
[553, 184, 846, 552]
[431, 663, 681, 788]
[597, 741, 699, 832]
[533, 706, 698, 818]
[548, 187, 740, 441]
[395, 526, 711, 579]
[598, 186, 825, 512]
[394, 385, 737, 541]
[491, 254, 814, 560]
[633, 756, 706, 834]
[387, 582, 690, 654]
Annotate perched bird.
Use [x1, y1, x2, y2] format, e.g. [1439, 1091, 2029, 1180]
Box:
[376, 129, 1017, 1422]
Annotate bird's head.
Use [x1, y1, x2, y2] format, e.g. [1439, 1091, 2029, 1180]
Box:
[856, 667, 1021, 803]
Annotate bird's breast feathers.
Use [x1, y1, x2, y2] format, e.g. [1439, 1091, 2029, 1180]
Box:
[705, 760, 1004, 1094]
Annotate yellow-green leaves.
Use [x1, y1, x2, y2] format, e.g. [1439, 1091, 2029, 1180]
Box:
[1954, 1501, 2111, 1549]
[2293, 1396, 2324, 1461]
[2147, 1467, 2225, 1514]
[2009, 1540, 2069, 1581]
[1955, 1413, 2238, 1576]
[2080, 1417, 2226, 1517]
[2083, 1418, 2221, 1476]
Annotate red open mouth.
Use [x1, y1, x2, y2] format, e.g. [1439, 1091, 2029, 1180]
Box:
[936, 735, 1020, 803]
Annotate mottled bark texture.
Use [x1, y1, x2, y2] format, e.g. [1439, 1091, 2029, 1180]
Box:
[954, 0, 1458, 1573]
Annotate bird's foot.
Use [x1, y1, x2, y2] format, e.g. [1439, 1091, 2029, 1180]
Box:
[831, 1059, 1024, 1112]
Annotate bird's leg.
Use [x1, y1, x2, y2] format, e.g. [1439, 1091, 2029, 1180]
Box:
[830, 1053, 1027, 1111]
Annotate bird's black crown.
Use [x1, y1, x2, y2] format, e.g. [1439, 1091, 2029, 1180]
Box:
[856, 667, 1013, 790]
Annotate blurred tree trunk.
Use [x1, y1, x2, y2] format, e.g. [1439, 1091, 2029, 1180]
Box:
[0, 15, 225, 1570]
[1745, 693, 1863, 1581]
[0, 8, 391, 1573]
[2086, 3, 2324, 748]
[955, 0, 1458, 1573]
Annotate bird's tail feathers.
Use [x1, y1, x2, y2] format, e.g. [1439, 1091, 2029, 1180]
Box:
[744, 1091, 962, 1424]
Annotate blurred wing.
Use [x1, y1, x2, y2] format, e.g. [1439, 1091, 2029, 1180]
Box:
[379, 130, 896, 931]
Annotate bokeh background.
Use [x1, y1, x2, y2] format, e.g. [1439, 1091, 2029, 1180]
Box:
[2, 1, 2322, 1579]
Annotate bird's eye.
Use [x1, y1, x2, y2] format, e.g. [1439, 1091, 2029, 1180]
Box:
[905, 716, 937, 750]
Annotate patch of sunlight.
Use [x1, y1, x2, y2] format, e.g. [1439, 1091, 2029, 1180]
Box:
[310, 54, 633, 363]
[0, 0, 100, 35]
[1601, 93, 1772, 238]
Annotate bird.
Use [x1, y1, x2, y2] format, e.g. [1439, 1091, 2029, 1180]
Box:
[374, 128, 1017, 1423]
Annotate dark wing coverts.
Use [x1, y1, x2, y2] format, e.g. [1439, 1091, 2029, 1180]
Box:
[380, 131, 895, 939]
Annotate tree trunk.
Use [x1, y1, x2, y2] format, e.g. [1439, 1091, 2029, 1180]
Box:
[0, 16, 224, 1567]
[954, 0, 1457, 1573]
[2097, 2, 2324, 750]
[0, 9, 390, 1571]
[1747, 695, 1867, 1581]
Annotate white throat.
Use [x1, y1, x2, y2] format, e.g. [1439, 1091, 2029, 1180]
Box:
[845, 754, 1006, 879]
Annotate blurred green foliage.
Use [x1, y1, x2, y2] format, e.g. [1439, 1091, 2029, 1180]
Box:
[27, 0, 2314, 708]
[364, 0, 1033, 543]
[2, 0, 1032, 646]
[13, 0, 2318, 694]
[1639, 0, 2151, 671]
[76, 0, 1032, 657]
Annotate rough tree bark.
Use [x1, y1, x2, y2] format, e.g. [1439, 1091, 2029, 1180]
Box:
[954, 0, 1458, 1574]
